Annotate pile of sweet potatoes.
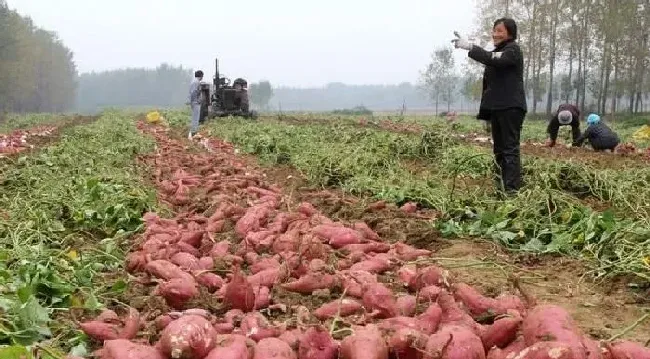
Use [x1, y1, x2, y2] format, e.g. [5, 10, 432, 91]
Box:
[72, 122, 650, 359]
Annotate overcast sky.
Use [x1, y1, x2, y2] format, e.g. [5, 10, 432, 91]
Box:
[8, 0, 478, 87]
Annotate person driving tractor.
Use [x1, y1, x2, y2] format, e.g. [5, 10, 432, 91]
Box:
[546, 103, 581, 147]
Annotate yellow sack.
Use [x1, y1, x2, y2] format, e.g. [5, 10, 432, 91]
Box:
[146, 111, 162, 124]
[632, 125, 650, 141]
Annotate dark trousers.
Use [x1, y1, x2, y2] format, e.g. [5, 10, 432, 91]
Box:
[490, 108, 525, 193]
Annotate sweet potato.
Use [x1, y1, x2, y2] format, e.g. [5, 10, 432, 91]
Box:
[254, 286, 272, 309]
[340, 324, 389, 359]
[418, 285, 443, 302]
[235, 204, 272, 238]
[438, 291, 482, 335]
[253, 337, 298, 359]
[240, 312, 281, 342]
[96, 309, 120, 323]
[487, 337, 526, 359]
[205, 334, 251, 359]
[248, 267, 284, 288]
[391, 242, 432, 261]
[195, 271, 224, 292]
[338, 270, 377, 298]
[416, 303, 443, 334]
[279, 328, 303, 349]
[156, 315, 174, 331]
[341, 241, 390, 254]
[522, 305, 586, 359]
[199, 256, 215, 270]
[175, 241, 202, 258]
[224, 268, 256, 312]
[79, 320, 120, 341]
[313, 298, 364, 320]
[481, 316, 522, 351]
[453, 283, 525, 318]
[281, 273, 339, 294]
[409, 265, 446, 290]
[100, 339, 166, 359]
[363, 282, 398, 319]
[423, 325, 485, 359]
[510, 341, 575, 359]
[126, 251, 147, 273]
[398, 265, 418, 287]
[145, 260, 194, 282]
[352, 222, 380, 241]
[180, 230, 204, 247]
[605, 340, 650, 359]
[312, 224, 364, 248]
[387, 327, 429, 359]
[349, 255, 393, 274]
[118, 308, 141, 340]
[158, 315, 217, 359]
[396, 295, 417, 317]
[251, 257, 281, 274]
[157, 278, 199, 309]
[298, 327, 338, 359]
[170, 252, 200, 271]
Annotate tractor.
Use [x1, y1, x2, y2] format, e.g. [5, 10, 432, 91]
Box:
[198, 58, 257, 123]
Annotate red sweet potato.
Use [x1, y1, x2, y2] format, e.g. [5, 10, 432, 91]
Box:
[487, 337, 526, 359]
[342, 241, 390, 254]
[453, 283, 525, 317]
[158, 315, 217, 359]
[423, 325, 485, 359]
[400, 202, 417, 213]
[157, 278, 199, 309]
[481, 316, 522, 351]
[391, 242, 432, 261]
[205, 334, 251, 359]
[194, 271, 224, 292]
[362, 282, 398, 319]
[199, 256, 215, 270]
[340, 324, 389, 359]
[438, 291, 482, 335]
[251, 257, 281, 274]
[313, 298, 364, 320]
[240, 312, 282, 342]
[416, 303, 443, 334]
[510, 341, 575, 359]
[235, 204, 272, 238]
[145, 260, 194, 282]
[180, 230, 204, 247]
[96, 309, 120, 323]
[175, 241, 202, 258]
[281, 273, 339, 294]
[224, 268, 256, 312]
[253, 337, 298, 359]
[409, 265, 446, 290]
[155, 315, 174, 331]
[338, 270, 377, 298]
[118, 308, 141, 339]
[279, 328, 303, 349]
[248, 267, 285, 288]
[349, 255, 393, 274]
[79, 320, 120, 341]
[396, 295, 417, 317]
[100, 339, 165, 359]
[126, 251, 147, 273]
[312, 224, 364, 248]
[605, 340, 650, 359]
[418, 285, 443, 302]
[522, 305, 586, 359]
[352, 222, 380, 241]
[387, 327, 429, 359]
[170, 252, 200, 271]
[298, 327, 338, 359]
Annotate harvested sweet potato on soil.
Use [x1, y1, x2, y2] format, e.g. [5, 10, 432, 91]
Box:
[158, 315, 217, 359]
[387, 327, 428, 359]
[156, 278, 199, 309]
[487, 337, 527, 359]
[409, 265, 446, 290]
[118, 308, 141, 339]
[605, 340, 650, 359]
[313, 298, 364, 320]
[312, 224, 364, 248]
[145, 260, 194, 282]
[99, 339, 165, 359]
[363, 282, 398, 318]
[481, 315, 522, 351]
[438, 291, 483, 335]
[340, 324, 389, 359]
[170, 252, 200, 271]
[224, 268, 256, 312]
[396, 295, 417, 317]
[522, 305, 587, 359]
[281, 273, 339, 294]
[423, 325, 485, 359]
[240, 312, 282, 342]
[510, 341, 575, 359]
[254, 337, 298, 359]
[204, 334, 251, 359]
[298, 327, 338, 359]
[79, 320, 121, 341]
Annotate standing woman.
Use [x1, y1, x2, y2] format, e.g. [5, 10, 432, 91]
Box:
[452, 18, 527, 194]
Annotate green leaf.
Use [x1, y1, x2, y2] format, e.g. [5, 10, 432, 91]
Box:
[0, 345, 32, 359]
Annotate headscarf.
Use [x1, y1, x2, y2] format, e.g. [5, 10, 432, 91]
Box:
[586, 113, 600, 125]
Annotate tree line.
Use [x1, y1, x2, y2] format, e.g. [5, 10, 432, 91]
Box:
[423, 0, 650, 116]
[0, 0, 77, 114]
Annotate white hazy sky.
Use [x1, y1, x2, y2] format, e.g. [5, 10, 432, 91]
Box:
[7, 0, 478, 87]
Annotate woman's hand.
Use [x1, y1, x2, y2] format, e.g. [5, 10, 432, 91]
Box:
[451, 31, 472, 50]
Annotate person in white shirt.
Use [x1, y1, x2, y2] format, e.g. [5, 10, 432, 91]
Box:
[188, 70, 204, 139]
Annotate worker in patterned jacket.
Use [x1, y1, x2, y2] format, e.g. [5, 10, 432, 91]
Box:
[546, 103, 581, 147]
[575, 113, 620, 152]
[188, 70, 204, 139]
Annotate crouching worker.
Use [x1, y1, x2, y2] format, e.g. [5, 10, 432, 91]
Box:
[546, 103, 581, 147]
[575, 114, 620, 152]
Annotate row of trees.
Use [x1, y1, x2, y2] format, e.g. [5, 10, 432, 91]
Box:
[75, 65, 194, 112]
[421, 0, 650, 116]
[0, 0, 77, 113]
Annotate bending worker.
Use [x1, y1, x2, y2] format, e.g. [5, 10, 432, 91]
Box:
[575, 113, 620, 152]
[546, 103, 581, 147]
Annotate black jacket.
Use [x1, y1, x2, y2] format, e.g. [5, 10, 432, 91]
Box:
[469, 40, 527, 120]
[576, 122, 620, 150]
[547, 103, 581, 145]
